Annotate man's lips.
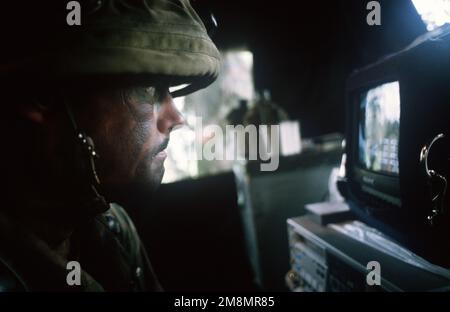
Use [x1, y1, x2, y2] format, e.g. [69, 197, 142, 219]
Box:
[154, 150, 167, 159]
[152, 139, 169, 159]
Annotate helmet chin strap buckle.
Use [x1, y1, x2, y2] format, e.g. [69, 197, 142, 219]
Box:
[76, 131, 101, 186]
[64, 100, 110, 214]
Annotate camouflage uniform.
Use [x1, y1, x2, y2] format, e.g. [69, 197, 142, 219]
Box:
[0, 204, 161, 291]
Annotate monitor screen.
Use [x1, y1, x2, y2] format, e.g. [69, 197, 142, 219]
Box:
[358, 81, 400, 175]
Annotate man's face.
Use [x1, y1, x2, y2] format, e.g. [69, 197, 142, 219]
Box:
[75, 84, 184, 201]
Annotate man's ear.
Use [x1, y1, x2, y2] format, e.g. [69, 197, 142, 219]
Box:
[19, 100, 50, 124]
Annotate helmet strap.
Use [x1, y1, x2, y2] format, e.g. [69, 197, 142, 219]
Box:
[64, 100, 110, 215]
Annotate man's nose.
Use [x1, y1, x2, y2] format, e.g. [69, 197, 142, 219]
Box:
[156, 93, 185, 135]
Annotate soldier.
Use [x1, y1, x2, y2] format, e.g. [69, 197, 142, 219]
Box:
[0, 0, 220, 291]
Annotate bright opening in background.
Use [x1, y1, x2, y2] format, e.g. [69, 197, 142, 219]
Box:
[412, 0, 450, 31]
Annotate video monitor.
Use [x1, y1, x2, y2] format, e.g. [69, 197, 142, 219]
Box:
[358, 81, 400, 175]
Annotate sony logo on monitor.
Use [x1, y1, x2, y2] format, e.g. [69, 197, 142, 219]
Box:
[362, 176, 375, 185]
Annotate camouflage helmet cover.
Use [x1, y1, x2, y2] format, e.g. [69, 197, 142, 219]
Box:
[0, 0, 221, 97]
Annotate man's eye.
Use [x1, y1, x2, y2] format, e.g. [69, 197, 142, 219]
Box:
[132, 87, 157, 105]
[123, 87, 158, 120]
[124, 86, 168, 119]
[145, 87, 157, 101]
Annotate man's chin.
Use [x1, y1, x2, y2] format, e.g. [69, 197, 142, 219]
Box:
[102, 170, 164, 208]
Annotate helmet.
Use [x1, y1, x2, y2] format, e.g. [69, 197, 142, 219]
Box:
[0, 0, 221, 97]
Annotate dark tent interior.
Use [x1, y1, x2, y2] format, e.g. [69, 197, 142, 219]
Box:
[125, 0, 450, 292]
[198, 0, 425, 137]
[1, 0, 450, 295]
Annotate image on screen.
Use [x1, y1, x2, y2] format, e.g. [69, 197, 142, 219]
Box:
[358, 81, 400, 175]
